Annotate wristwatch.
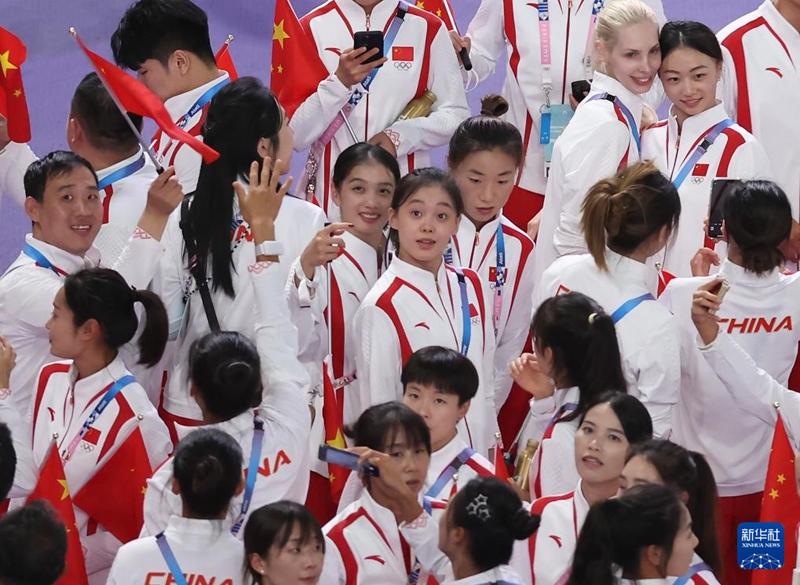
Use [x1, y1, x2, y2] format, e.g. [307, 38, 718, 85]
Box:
[254, 240, 285, 257]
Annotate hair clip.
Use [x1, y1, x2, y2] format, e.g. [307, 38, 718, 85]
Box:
[466, 493, 491, 521]
[588, 312, 598, 324]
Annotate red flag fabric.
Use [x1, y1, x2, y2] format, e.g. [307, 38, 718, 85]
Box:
[270, 0, 329, 119]
[215, 41, 239, 81]
[322, 357, 349, 503]
[413, 0, 457, 29]
[0, 27, 31, 142]
[26, 443, 89, 585]
[72, 426, 152, 544]
[493, 433, 510, 481]
[72, 32, 219, 163]
[752, 414, 800, 585]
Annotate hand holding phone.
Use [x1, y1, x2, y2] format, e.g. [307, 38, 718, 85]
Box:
[571, 80, 591, 105]
[707, 179, 741, 239]
[354, 31, 384, 66]
[318, 444, 380, 476]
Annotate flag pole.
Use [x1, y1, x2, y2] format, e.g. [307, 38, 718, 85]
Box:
[439, 0, 472, 70]
[69, 27, 164, 173]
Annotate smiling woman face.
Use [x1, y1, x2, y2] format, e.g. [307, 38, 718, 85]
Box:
[659, 45, 722, 126]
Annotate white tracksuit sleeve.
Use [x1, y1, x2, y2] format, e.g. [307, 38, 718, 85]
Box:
[0, 142, 36, 211]
[290, 75, 354, 151]
[400, 512, 451, 582]
[318, 536, 346, 585]
[464, 0, 507, 89]
[352, 303, 403, 411]
[285, 257, 327, 362]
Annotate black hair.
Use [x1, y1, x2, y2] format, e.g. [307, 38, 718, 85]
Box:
[173, 428, 243, 518]
[188, 76, 284, 298]
[580, 391, 654, 446]
[332, 142, 402, 191]
[582, 161, 681, 272]
[448, 95, 523, 168]
[659, 21, 723, 63]
[0, 424, 16, 502]
[388, 167, 463, 252]
[629, 440, 721, 575]
[70, 72, 143, 154]
[531, 293, 627, 423]
[0, 500, 67, 585]
[401, 346, 479, 405]
[24, 150, 98, 203]
[723, 180, 793, 275]
[244, 501, 324, 584]
[567, 484, 685, 585]
[345, 402, 432, 455]
[111, 0, 215, 70]
[63, 268, 168, 367]
[448, 477, 540, 571]
[189, 331, 262, 422]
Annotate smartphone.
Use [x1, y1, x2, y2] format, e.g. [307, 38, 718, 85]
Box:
[318, 444, 380, 477]
[354, 30, 384, 66]
[709, 280, 730, 316]
[571, 80, 591, 104]
[707, 179, 740, 239]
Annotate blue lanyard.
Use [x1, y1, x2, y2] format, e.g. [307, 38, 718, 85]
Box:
[671, 119, 735, 189]
[425, 447, 476, 498]
[454, 268, 472, 356]
[544, 402, 578, 437]
[97, 153, 146, 190]
[673, 561, 712, 585]
[231, 415, 265, 536]
[493, 223, 505, 336]
[22, 243, 64, 277]
[156, 533, 188, 585]
[176, 79, 230, 129]
[586, 92, 641, 156]
[610, 293, 654, 323]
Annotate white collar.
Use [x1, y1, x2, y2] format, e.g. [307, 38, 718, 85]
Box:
[457, 214, 503, 242]
[387, 255, 448, 293]
[574, 480, 591, 528]
[666, 102, 731, 144]
[428, 434, 470, 490]
[23, 233, 99, 273]
[446, 565, 522, 584]
[763, 0, 800, 42]
[718, 258, 782, 286]
[164, 515, 233, 549]
[602, 248, 650, 288]
[163, 72, 231, 123]
[175, 409, 253, 442]
[335, 0, 400, 32]
[67, 354, 131, 401]
[340, 230, 383, 280]
[95, 147, 146, 181]
[587, 72, 644, 128]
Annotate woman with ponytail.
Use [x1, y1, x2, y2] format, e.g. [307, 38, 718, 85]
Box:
[157, 76, 325, 430]
[535, 161, 681, 439]
[30, 267, 172, 582]
[620, 440, 722, 583]
[566, 484, 697, 585]
[510, 292, 627, 498]
[108, 429, 246, 585]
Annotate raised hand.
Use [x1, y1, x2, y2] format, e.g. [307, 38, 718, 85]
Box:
[510, 353, 555, 400]
[233, 157, 293, 244]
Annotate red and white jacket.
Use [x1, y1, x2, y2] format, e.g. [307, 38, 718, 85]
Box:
[424, 434, 495, 501]
[292, 0, 470, 218]
[450, 214, 534, 410]
[641, 102, 771, 277]
[465, 0, 666, 195]
[352, 257, 496, 455]
[718, 0, 800, 217]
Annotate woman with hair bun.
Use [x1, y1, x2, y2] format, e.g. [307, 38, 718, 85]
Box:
[535, 161, 682, 439]
[107, 428, 246, 585]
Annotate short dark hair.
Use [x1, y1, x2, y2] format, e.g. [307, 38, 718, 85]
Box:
[659, 20, 723, 63]
[111, 0, 215, 70]
[23, 151, 97, 203]
[0, 424, 16, 501]
[332, 142, 402, 191]
[0, 501, 68, 585]
[401, 346, 479, 405]
[345, 402, 432, 455]
[70, 72, 143, 154]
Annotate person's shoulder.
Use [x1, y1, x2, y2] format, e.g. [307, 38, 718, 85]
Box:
[718, 5, 767, 42]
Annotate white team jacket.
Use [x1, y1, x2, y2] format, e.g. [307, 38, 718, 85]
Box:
[157, 194, 325, 421]
[0, 141, 36, 211]
[464, 0, 666, 195]
[424, 434, 495, 501]
[107, 516, 245, 585]
[292, 0, 470, 218]
[151, 73, 230, 194]
[0, 232, 164, 420]
[352, 257, 497, 455]
[534, 72, 645, 281]
[144, 257, 312, 536]
[536, 249, 680, 438]
[30, 355, 171, 579]
[718, 0, 800, 217]
[641, 102, 771, 277]
[451, 214, 535, 410]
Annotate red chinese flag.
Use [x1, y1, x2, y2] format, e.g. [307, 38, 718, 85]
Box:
[215, 41, 239, 81]
[270, 0, 329, 119]
[72, 33, 219, 163]
[26, 443, 89, 585]
[752, 414, 800, 585]
[322, 357, 349, 503]
[0, 27, 31, 143]
[493, 433, 510, 481]
[72, 426, 152, 544]
[413, 0, 457, 29]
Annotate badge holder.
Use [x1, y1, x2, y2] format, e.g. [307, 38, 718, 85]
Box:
[540, 101, 575, 178]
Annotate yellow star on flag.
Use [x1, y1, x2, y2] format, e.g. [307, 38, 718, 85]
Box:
[141, 486, 147, 496]
[0, 50, 18, 77]
[436, 8, 442, 16]
[327, 429, 346, 450]
[273, 19, 291, 50]
[769, 488, 779, 500]
[277, 64, 284, 74]
[329, 472, 337, 483]
[13, 89, 21, 97]
[57, 478, 70, 501]
[416, 0, 425, 7]
[778, 473, 787, 484]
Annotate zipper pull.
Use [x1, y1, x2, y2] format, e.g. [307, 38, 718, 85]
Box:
[365, 13, 371, 30]
[568, 0, 573, 9]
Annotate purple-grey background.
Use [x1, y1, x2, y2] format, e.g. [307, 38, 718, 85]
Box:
[0, 0, 761, 270]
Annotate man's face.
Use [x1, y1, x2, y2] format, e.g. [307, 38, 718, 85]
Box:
[26, 165, 102, 256]
[136, 57, 182, 102]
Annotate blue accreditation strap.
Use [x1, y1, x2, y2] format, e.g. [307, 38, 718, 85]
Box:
[425, 447, 476, 498]
[97, 153, 147, 190]
[22, 243, 63, 276]
[543, 402, 578, 437]
[672, 561, 712, 585]
[492, 223, 505, 336]
[610, 293, 654, 324]
[176, 79, 230, 129]
[156, 533, 189, 585]
[671, 119, 735, 190]
[585, 92, 641, 157]
[231, 415, 265, 535]
[454, 268, 472, 356]
[357, 3, 407, 97]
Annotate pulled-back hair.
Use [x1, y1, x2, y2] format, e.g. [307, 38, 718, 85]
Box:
[448, 95, 523, 169]
[659, 20, 723, 63]
[593, 0, 660, 74]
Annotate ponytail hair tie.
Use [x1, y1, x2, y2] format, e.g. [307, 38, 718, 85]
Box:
[588, 312, 598, 324]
